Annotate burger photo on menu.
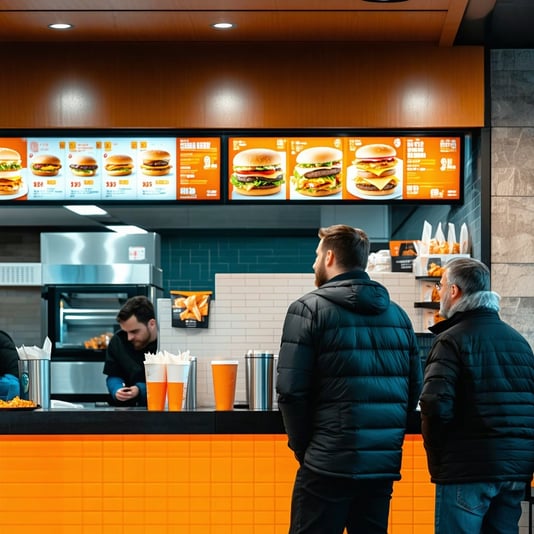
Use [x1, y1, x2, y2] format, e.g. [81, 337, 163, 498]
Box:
[69, 154, 98, 177]
[0, 147, 24, 197]
[231, 148, 284, 196]
[104, 154, 134, 176]
[292, 146, 343, 198]
[348, 143, 401, 199]
[30, 154, 62, 177]
[140, 149, 172, 176]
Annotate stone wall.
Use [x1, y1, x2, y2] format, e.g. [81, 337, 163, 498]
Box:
[491, 50, 534, 348]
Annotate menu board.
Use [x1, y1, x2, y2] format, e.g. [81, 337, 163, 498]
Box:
[0, 136, 221, 202]
[228, 135, 462, 202]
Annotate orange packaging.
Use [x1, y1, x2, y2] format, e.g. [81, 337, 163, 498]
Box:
[166, 361, 190, 411]
[211, 360, 239, 411]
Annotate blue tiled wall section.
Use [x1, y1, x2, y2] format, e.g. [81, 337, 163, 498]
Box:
[161, 235, 317, 295]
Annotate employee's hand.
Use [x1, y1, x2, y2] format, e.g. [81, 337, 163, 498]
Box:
[115, 385, 140, 402]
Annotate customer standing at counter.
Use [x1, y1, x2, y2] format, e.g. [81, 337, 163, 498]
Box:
[419, 257, 534, 534]
[276, 224, 422, 534]
[0, 330, 20, 400]
[103, 296, 158, 407]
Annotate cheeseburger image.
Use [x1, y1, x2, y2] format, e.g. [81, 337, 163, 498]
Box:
[231, 148, 284, 196]
[30, 154, 62, 177]
[69, 154, 98, 177]
[140, 149, 172, 176]
[0, 147, 23, 195]
[352, 143, 400, 196]
[105, 154, 134, 176]
[293, 146, 343, 197]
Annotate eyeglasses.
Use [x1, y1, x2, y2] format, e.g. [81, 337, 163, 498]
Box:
[435, 281, 443, 290]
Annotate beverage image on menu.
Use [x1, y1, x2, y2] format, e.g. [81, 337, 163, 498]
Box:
[291, 146, 343, 198]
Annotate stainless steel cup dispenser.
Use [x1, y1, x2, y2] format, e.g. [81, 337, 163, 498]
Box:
[245, 350, 274, 411]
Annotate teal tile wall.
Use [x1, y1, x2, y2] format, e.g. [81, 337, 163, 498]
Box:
[161, 235, 317, 295]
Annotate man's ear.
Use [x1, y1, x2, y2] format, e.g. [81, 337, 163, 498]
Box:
[325, 249, 335, 267]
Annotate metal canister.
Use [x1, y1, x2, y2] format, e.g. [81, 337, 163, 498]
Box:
[184, 356, 197, 410]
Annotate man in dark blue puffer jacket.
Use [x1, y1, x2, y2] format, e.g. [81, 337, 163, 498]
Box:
[276, 224, 423, 534]
[420, 257, 534, 534]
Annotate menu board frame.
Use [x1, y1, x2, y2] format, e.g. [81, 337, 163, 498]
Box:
[0, 128, 468, 206]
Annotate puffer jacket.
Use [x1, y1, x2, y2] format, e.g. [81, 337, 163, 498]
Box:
[419, 307, 534, 484]
[276, 270, 422, 480]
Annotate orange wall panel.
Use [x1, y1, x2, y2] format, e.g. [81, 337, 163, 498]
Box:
[0, 433, 434, 533]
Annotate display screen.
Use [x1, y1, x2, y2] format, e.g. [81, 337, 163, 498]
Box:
[228, 135, 462, 203]
[0, 136, 221, 202]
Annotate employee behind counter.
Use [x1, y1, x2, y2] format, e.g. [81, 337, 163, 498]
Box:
[0, 330, 21, 401]
[103, 296, 158, 407]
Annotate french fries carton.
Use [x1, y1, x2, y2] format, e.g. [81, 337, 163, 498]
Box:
[171, 290, 212, 328]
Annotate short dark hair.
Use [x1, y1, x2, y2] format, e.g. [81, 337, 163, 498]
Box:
[117, 295, 155, 325]
[446, 257, 490, 295]
[318, 225, 370, 271]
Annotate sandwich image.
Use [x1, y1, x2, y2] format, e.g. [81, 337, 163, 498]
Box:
[30, 154, 62, 177]
[140, 149, 172, 176]
[231, 148, 284, 196]
[0, 147, 23, 195]
[69, 154, 98, 177]
[293, 146, 343, 197]
[104, 154, 134, 176]
[352, 143, 400, 196]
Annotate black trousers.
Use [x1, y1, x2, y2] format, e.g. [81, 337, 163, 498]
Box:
[289, 465, 394, 534]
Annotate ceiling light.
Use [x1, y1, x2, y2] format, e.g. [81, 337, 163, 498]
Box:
[48, 23, 74, 30]
[64, 205, 109, 216]
[211, 22, 235, 30]
[106, 225, 148, 235]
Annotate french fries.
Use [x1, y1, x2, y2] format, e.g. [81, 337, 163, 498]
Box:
[171, 290, 212, 326]
[0, 396, 37, 408]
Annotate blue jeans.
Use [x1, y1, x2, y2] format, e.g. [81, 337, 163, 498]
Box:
[289, 465, 393, 534]
[435, 481, 526, 534]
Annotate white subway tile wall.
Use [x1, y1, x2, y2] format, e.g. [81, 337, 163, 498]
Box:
[158, 272, 420, 408]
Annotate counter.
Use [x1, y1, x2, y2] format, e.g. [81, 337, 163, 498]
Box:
[0, 406, 422, 435]
[0, 409, 429, 533]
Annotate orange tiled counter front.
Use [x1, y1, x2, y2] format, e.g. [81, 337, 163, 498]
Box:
[0, 431, 433, 533]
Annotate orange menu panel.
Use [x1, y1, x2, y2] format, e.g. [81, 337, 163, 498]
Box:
[0, 434, 434, 533]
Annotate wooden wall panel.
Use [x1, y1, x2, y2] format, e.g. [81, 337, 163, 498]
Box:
[1, 42, 484, 129]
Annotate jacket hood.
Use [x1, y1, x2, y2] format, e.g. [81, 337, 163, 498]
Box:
[315, 270, 390, 315]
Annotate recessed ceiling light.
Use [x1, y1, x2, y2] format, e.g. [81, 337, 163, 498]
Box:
[106, 225, 148, 235]
[211, 22, 235, 30]
[48, 23, 74, 30]
[64, 205, 109, 216]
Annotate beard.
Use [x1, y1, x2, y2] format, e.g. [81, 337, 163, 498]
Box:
[314, 261, 328, 287]
[439, 291, 452, 319]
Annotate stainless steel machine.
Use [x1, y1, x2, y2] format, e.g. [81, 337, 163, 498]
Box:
[41, 232, 163, 402]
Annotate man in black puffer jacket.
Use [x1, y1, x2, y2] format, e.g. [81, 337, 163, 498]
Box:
[419, 257, 534, 534]
[276, 224, 422, 534]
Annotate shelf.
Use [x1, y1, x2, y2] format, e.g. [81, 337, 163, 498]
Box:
[415, 276, 440, 282]
[414, 302, 440, 310]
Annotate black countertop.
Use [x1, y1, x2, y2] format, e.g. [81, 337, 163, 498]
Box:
[0, 407, 421, 435]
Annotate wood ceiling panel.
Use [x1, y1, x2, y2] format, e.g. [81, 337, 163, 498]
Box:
[0, 11, 446, 43]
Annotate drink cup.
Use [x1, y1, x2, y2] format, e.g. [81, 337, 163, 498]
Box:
[211, 360, 239, 411]
[144, 362, 167, 411]
[167, 361, 190, 411]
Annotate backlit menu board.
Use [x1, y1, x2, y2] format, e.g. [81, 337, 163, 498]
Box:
[0, 136, 221, 202]
[228, 135, 461, 202]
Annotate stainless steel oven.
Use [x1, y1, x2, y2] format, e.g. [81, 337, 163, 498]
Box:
[41, 232, 163, 402]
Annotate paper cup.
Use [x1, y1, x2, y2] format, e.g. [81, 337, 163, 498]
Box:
[144, 362, 167, 411]
[167, 362, 190, 411]
[211, 360, 239, 411]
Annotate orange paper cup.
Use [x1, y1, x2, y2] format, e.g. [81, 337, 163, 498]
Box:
[166, 362, 190, 411]
[144, 362, 167, 411]
[211, 360, 239, 411]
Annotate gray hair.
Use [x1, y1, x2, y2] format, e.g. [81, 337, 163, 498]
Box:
[445, 257, 500, 314]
